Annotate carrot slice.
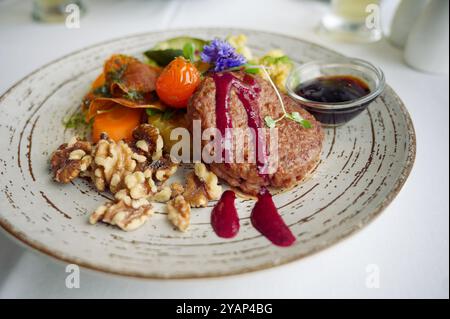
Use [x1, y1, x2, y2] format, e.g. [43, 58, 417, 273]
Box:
[91, 72, 106, 90]
[104, 54, 137, 76]
[92, 106, 143, 143]
[87, 98, 166, 122]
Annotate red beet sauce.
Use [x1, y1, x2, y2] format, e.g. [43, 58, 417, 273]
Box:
[213, 73, 266, 176]
[251, 187, 296, 247]
[211, 72, 296, 247]
[211, 190, 240, 238]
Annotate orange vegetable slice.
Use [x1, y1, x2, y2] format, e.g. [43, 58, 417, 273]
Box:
[81, 54, 163, 127]
[110, 61, 159, 96]
[86, 97, 166, 122]
[104, 54, 137, 78]
[92, 106, 143, 143]
[104, 54, 159, 98]
[91, 72, 106, 90]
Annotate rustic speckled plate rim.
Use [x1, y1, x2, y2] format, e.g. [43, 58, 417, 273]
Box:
[0, 27, 416, 280]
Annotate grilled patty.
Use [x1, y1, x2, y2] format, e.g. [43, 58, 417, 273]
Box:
[187, 72, 323, 195]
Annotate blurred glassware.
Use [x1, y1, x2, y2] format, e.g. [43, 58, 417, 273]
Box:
[32, 0, 85, 23]
[319, 0, 382, 43]
[388, 0, 429, 49]
[404, 0, 449, 74]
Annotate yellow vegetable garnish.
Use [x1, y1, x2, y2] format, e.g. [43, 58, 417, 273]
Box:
[263, 49, 285, 58]
[147, 111, 188, 153]
[227, 34, 253, 60]
[227, 35, 292, 92]
[257, 50, 293, 92]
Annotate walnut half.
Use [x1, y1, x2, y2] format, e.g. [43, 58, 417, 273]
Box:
[90, 198, 153, 231]
[91, 136, 137, 193]
[131, 124, 163, 163]
[167, 195, 191, 232]
[194, 163, 222, 200]
[183, 163, 222, 207]
[149, 154, 178, 184]
[50, 137, 92, 183]
[170, 182, 185, 198]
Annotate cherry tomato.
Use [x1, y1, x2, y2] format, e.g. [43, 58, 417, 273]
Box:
[156, 57, 201, 108]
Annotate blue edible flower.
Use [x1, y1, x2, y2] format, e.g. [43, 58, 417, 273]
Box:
[201, 38, 247, 72]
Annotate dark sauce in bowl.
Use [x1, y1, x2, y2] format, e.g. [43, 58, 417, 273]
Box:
[296, 75, 370, 103]
[294, 75, 372, 126]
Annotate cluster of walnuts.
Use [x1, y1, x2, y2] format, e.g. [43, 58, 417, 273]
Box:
[50, 124, 222, 232]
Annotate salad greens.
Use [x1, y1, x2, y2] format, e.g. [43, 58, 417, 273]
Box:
[144, 49, 184, 66]
[144, 36, 208, 66]
[146, 107, 178, 121]
[64, 110, 91, 129]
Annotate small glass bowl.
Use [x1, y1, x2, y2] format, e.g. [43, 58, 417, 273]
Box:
[286, 58, 385, 126]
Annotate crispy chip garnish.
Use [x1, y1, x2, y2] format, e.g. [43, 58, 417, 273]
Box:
[83, 54, 162, 120]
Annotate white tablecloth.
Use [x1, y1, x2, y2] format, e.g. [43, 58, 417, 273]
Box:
[0, 0, 448, 299]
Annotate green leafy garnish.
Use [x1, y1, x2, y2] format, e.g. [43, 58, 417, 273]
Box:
[265, 112, 310, 129]
[264, 116, 276, 128]
[63, 111, 91, 129]
[260, 55, 291, 65]
[183, 42, 196, 61]
[287, 111, 300, 121]
[287, 111, 312, 129]
[146, 108, 176, 121]
[152, 36, 208, 60]
[106, 64, 126, 84]
[125, 90, 144, 101]
[266, 109, 311, 129]
[226, 64, 260, 74]
[145, 58, 159, 68]
[301, 120, 312, 129]
[243, 64, 260, 74]
[146, 108, 162, 117]
[258, 67, 312, 129]
[93, 84, 111, 97]
[145, 39, 205, 66]
[144, 49, 184, 66]
[223, 63, 312, 129]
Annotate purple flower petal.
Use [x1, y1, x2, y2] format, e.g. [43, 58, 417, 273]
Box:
[201, 38, 246, 72]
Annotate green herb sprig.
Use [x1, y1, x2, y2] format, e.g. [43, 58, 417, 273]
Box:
[146, 108, 176, 121]
[183, 42, 196, 61]
[125, 90, 144, 101]
[258, 66, 311, 129]
[93, 84, 111, 98]
[63, 110, 92, 129]
[225, 64, 312, 129]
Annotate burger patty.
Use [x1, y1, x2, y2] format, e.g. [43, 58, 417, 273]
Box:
[187, 72, 324, 195]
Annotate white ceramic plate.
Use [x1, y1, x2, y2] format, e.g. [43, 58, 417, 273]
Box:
[0, 28, 416, 278]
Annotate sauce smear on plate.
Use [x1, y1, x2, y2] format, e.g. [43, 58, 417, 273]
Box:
[211, 190, 240, 238]
[250, 187, 296, 247]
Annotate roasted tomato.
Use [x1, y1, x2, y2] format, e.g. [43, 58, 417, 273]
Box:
[156, 57, 201, 108]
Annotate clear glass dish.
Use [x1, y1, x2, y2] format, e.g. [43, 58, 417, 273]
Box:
[286, 58, 385, 126]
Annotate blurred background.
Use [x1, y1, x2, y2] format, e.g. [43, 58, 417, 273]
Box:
[0, 0, 448, 298]
[0, 0, 448, 93]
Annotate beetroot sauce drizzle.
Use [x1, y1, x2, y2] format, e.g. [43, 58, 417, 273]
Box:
[211, 73, 296, 246]
[211, 190, 239, 238]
